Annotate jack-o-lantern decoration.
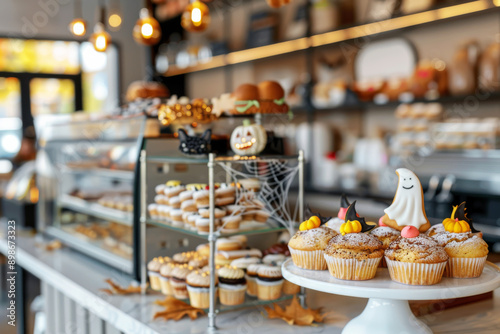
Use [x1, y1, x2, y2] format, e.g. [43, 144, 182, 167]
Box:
[230, 120, 267, 156]
[442, 202, 475, 233]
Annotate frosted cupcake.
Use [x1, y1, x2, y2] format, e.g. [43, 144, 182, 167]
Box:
[245, 263, 263, 297]
[432, 202, 488, 278]
[170, 265, 194, 299]
[288, 220, 337, 270]
[385, 226, 448, 285]
[147, 257, 164, 291]
[186, 270, 213, 309]
[159, 262, 177, 295]
[218, 266, 246, 306]
[256, 265, 283, 300]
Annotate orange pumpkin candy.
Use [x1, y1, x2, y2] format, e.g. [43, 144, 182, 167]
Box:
[442, 205, 470, 233]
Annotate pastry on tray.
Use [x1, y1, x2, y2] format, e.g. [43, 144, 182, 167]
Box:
[324, 202, 381, 281]
[187, 270, 213, 309]
[218, 266, 247, 306]
[369, 226, 400, 267]
[385, 226, 449, 286]
[256, 265, 284, 301]
[288, 216, 337, 270]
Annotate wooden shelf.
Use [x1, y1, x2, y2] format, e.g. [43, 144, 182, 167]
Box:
[162, 0, 498, 77]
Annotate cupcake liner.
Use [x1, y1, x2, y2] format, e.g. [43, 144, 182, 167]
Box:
[159, 276, 173, 296]
[385, 257, 447, 285]
[148, 272, 162, 291]
[324, 255, 381, 281]
[289, 247, 327, 270]
[444, 256, 487, 278]
[187, 285, 212, 309]
[170, 280, 189, 299]
[256, 279, 283, 301]
[219, 283, 246, 306]
[282, 279, 301, 295]
[245, 275, 258, 296]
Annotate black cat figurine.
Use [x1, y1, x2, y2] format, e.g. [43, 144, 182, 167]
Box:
[178, 129, 211, 157]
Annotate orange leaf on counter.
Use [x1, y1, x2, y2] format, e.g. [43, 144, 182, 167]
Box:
[153, 296, 205, 321]
[264, 296, 326, 326]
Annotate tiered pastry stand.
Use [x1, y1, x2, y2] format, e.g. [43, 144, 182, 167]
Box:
[282, 259, 500, 334]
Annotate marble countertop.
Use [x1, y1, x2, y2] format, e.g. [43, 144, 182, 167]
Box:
[1, 232, 500, 334]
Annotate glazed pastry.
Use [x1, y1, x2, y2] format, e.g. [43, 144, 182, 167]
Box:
[215, 185, 236, 198]
[228, 235, 247, 248]
[195, 217, 221, 234]
[196, 243, 210, 257]
[221, 215, 242, 230]
[216, 238, 242, 252]
[155, 184, 166, 195]
[381, 168, 431, 232]
[215, 196, 235, 206]
[385, 226, 448, 285]
[230, 257, 262, 271]
[215, 249, 262, 266]
[148, 204, 159, 219]
[179, 190, 194, 202]
[226, 205, 245, 215]
[193, 190, 209, 206]
[218, 266, 247, 305]
[288, 225, 338, 270]
[170, 265, 194, 299]
[256, 265, 283, 300]
[164, 182, 185, 198]
[170, 209, 183, 226]
[187, 214, 200, 230]
[186, 270, 213, 309]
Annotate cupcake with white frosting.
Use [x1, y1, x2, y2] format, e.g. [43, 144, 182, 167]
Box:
[186, 270, 213, 308]
[256, 265, 283, 300]
[218, 266, 246, 305]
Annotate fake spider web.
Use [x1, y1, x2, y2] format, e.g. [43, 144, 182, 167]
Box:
[216, 159, 300, 234]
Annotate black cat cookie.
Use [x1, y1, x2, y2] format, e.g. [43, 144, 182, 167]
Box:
[178, 129, 211, 157]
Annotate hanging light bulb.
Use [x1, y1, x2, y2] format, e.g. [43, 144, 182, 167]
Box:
[108, 0, 122, 31]
[69, 0, 86, 37]
[133, 8, 162, 46]
[69, 18, 87, 37]
[90, 22, 111, 52]
[181, 0, 210, 33]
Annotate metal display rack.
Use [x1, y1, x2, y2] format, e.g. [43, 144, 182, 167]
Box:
[140, 151, 305, 331]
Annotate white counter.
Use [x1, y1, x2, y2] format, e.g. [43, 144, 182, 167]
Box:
[1, 233, 500, 334]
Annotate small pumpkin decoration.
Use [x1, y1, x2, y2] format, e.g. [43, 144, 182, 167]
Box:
[340, 201, 375, 235]
[299, 216, 321, 231]
[442, 202, 473, 233]
[230, 120, 267, 156]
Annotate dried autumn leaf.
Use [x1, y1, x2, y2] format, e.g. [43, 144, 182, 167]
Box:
[101, 279, 145, 295]
[264, 296, 326, 326]
[153, 296, 205, 322]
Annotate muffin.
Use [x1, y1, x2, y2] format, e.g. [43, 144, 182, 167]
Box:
[188, 256, 209, 269]
[324, 233, 384, 280]
[147, 257, 163, 291]
[170, 265, 194, 299]
[186, 270, 213, 308]
[218, 266, 247, 306]
[426, 224, 445, 237]
[385, 227, 449, 285]
[288, 226, 338, 270]
[246, 263, 263, 296]
[196, 243, 210, 258]
[159, 262, 177, 296]
[256, 265, 284, 300]
[432, 232, 489, 278]
[370, 226, 400, 267]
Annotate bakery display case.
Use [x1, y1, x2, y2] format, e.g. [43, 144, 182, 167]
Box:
[36, 115, 146, 275]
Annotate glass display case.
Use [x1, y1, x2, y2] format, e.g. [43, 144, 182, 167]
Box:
[36, 115, 146, 275]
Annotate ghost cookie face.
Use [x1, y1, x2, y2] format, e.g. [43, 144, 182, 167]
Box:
[382, 168, 431, 232]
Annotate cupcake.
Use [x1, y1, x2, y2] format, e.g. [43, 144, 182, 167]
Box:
[246, 264, 263, 296]
[288, 222, 337, 270]
[159, 262, 177, 295]
[385, 226, 449, 285]
[147, 257, 163, 291]
[173, 252, 194, 264]
[281, 257, 301, 295]
[256, 265, 284, 300]
[196, 243, 210, 258]
[369, 226, 400, 267]
[431, 202, 488, 278]
[186, 270, 213, 309]
[170, 265, 194, 299]
[218, 266, 247, 306]
[188, 256, 209, 269]
[426, 224, 445, 237]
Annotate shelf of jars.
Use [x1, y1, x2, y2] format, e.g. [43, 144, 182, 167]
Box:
[161, 0, 498, 77]
[140, 151, 305, 330]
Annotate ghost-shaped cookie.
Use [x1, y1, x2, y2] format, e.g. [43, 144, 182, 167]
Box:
[381, 168, 430, 232]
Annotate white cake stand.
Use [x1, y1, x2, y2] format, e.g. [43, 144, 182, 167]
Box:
[282, 259, 500, 334]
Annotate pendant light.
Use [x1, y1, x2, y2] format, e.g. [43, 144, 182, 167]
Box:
[108, 0, 122, 31]
[69, 0, 87, 37]
[89, 3, 111, 52]
[133, 7, 162, 46]
[181, 0, 211, 33]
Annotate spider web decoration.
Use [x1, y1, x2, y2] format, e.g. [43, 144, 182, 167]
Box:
[216, 158, 301, 234]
